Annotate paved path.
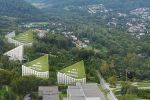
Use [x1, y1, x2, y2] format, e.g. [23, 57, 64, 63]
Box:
[97, 71, 118, 100]
[98, 85, 106, 100]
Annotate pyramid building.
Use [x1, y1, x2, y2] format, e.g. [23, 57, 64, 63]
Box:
[57, 60, 86, 85]
[22, 55, 49, 78]
[4, 45, 24, 61]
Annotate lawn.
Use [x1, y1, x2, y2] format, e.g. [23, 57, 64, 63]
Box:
[14, 30, 33, 43]
[116, 94, 149, 100]
[84, 45, 108, 54]
[84, 45, 100, 53]
[60, 60, 86, 79]
[136, 82, 150, 87]
[116, 81, 150, 87]
[24, 55, 49, 72]
[31, 22, 49, 25]
[111, 81, 150, 100]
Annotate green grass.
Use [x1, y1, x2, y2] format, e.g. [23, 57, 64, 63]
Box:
[116, 94, 149, 100]
[116, 81, 150, 87]
[60, 60, 86, 79]
[31, 22, 49, 25]
[84, 45, 108, 54]
[112, 81, 150, 100]
[14, 30, 33, 43]
[84, 45, 100, 53]
[59, 92, 67, 100]
[137, 82, 150, 87]
[24, 55, 49, 72]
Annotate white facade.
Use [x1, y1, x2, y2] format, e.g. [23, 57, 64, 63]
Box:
[5, 31, 15, 38]
[4, 45, 24, 61]
[7, 37, 32, 46]
[57, 72, 86, 85]
[22, 65, 49, 78]
[7, 37, 24, 46]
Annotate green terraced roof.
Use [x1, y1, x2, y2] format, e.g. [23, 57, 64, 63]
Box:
[24, 55, 49, 72]
[14, 30, 33, 43]
[60, 60, 86, 79]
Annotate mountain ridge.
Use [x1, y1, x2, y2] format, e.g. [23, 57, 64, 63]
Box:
[0, 0, 48, 22]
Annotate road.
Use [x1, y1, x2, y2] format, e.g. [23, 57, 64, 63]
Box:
[97, 71, 118, 100]
[98, 85, 106, 100]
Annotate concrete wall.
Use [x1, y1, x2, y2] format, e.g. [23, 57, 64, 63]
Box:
[22, 65, 49, 79]
[4, 45, 24, 61]
[5, 31, 16, 38]
[57, 72, 86, 85]
[86, 97, 101, 100]
[7, 38, 32, 46]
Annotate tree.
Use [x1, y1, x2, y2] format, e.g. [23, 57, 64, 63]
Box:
[11, 76, 51, 95]
[100, 60, 109, 76]
[108, 75, 116, 86]
[0, 69, 12, 85]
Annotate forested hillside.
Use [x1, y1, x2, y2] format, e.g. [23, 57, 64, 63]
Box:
[0, 0, 47, 22]
[26, 0, 150, 9]
[22, 0, 150, 81]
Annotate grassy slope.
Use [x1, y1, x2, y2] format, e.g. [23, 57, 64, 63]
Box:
[60, 60, 86, 79]
[24, 55, 49, 72]
[14, 30, 33, 43]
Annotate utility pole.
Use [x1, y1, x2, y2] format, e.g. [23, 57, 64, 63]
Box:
[125, 69, 128, 82]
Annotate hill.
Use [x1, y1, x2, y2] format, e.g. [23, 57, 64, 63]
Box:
[25, 0, 150, 9]
[0, 0, 48, 22]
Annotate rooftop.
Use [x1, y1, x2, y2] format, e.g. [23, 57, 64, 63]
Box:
[59, 60, 86, 79]
[38, 86, 59, 100]
[13, 30, 33, 43]
[64, 97, 85, 100]
[24, 55, 49, 72]
[65, 83, 105, 100]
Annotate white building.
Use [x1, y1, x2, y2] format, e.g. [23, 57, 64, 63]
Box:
[22, 55, 49, 79]
[57, 61, 86, 85]
[4, 45, 24, 61]
[7, 37, 25, 46]
[5, 31, 15, 38]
